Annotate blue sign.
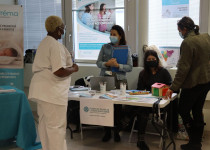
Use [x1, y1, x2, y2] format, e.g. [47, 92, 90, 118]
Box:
[162, 0, 189, 6]
[79, 43, 105, 50]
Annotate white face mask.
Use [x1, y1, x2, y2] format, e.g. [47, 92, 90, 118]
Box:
[179, 32, 184, 39]
[109, 36, 118, 44]
[61, 28, 66, 39]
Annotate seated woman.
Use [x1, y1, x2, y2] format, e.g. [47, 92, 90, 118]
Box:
[136, 50, 172, 150]
[96, 25, 133, 142]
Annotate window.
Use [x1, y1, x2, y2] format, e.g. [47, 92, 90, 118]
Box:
[149, 0, 200, 47]
[148, 0, 200, 67]
[18, 0, 62, 53]
[72, 0, 125, 62]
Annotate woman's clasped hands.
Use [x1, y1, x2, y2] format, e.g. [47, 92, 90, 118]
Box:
[105, 58, 119, 68]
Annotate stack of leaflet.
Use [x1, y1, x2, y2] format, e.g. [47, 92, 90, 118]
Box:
[99, 93, 118, 99]
[0, 88, 16, 93]
[79, 93, 92, 98]
[70, 86, 89, 91]
[127, 90, 150, 95]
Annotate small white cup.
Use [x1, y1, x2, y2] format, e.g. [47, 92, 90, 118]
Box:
[120, 82, 126, 95]
[100, 82, 106, 94]
[89, 90, 96, 96]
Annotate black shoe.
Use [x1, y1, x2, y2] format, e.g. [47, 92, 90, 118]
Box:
[180, 143, 201, 150]
[102, 131, 111, 142]
[137, 141, 149, 150]
[114, 132, 121, 142]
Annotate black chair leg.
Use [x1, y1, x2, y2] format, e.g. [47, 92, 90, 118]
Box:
[67, 125, 73, 139]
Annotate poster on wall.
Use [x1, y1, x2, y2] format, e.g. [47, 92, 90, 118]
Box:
[159, 46, 180, 68]
[74, 0, 118, 60]
[0, 5, 24, 90]
[162, 0, 189, 18]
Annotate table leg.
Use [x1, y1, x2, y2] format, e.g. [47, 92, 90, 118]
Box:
[151, 109, 176, 150]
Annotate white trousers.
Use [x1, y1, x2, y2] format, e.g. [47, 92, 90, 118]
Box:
[37, 100, 67, 150]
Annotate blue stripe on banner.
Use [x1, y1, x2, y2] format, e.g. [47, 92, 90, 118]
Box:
[79, 43, 105, 50]
[0, 69, 24, 90]
[162, 0, 189, 6]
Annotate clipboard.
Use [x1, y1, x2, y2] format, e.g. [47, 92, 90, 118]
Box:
[111, 45, 128, 72]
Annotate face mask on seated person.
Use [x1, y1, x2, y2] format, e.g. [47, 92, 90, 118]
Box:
[109, 36, 118, 44]
[145, 60, 158, 68]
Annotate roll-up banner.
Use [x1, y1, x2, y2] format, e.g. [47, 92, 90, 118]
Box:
[0, 5, 24, 90]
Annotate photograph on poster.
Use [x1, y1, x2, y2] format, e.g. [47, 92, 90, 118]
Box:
[0, 40, 23, 68]
[78, 0, 116, 33]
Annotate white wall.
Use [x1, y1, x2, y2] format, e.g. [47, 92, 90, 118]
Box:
[24, 64, 142, 90]
[209, 0, 210, 34]
[0, 0, 15, 5]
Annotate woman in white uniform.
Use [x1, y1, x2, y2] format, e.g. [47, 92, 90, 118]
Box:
[28, 16, 79, 150]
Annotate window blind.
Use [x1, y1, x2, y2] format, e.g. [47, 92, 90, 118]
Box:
[18, 0, 62, 53]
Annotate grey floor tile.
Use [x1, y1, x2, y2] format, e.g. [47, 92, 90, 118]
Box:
[1, 128, 210, 150]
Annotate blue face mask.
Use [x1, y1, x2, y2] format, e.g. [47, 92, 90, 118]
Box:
[109, 36, 118, 44]
[179, 32, 184, 39]
[61, 28, 66, 39]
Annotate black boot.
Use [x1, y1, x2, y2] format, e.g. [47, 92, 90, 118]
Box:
[102, 127, 111, 142]
[114, 128, 121, 142]
[180, 122, 193, 150]
[181, 122, 203, 150]
[181, 143, 201, 150]
[137, 141, 149, 150]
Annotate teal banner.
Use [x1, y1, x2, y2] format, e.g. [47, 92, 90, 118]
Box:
[0, 69, 24, 90]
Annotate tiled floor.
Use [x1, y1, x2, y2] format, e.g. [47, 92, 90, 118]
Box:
[1, 126, 210, 150]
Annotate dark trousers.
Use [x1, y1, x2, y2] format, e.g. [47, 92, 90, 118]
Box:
[179, 82, 209, 125]
[136, 107, 150, 135]
[179, 82, 210, 144]
[105, 104, 122, 133]
[105, 75, 125, 133]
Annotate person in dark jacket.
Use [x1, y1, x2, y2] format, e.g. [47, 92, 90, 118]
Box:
[166, 16, 210, 150]
[136, 50, 172, 150]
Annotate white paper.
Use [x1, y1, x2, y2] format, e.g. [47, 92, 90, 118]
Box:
[80, 98, 114, 127]
[0, 89, 16, 93]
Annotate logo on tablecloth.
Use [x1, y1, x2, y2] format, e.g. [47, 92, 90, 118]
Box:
[83, 106, 110, 114]
[83, 106, 89, 112]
